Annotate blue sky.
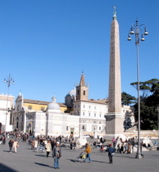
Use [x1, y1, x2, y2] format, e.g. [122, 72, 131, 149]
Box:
[0, 0, 158, 103]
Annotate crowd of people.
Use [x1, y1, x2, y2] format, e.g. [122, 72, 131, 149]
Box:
[0, 131, 157, 169]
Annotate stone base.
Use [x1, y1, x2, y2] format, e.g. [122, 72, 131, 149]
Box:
[105, 113, 123, 135]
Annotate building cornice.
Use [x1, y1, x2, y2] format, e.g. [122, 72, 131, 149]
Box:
[23, 99, 66, 107]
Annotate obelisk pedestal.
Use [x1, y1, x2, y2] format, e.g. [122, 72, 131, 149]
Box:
[106, 113, 123, 137]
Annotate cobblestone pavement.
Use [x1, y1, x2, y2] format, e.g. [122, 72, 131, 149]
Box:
[0, 139, 159, 172]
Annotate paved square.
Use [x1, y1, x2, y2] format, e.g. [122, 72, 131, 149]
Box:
[0, 139, 159, 172]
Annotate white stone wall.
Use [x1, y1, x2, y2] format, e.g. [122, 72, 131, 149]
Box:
[73, 101, 107, 118]
[27, 110, 80, 137]
[72, 101, 107, 137]
[65, 115, 79, 137]
[47, 112, 79, 137]
[0, 94, 14, 132]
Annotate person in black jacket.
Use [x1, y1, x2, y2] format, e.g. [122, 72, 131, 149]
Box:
[107, 144, 115, 164]
[51, 140, 56, 150]
[8, 140, 13, 153]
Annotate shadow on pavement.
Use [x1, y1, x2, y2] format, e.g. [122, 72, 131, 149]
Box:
[34, 162, 53, 168]
[3, 150, 10, 153]
[67, 159, 79, 163]
[35, 154, 46, 157]
[92, 160, 109, 164]
[0, 163, 18, 172]
[67, 159, 109, 164]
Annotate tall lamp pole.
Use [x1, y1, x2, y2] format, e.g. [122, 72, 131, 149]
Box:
[4, 74, 14, 135]
[128, 20, 148, 159]
[157, 107, 159, 140]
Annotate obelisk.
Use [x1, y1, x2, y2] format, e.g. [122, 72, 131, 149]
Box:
[106, 7, 123, 137]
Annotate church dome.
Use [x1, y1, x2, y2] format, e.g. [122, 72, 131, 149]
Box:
[66, 88, 76, 97]
[47, 96, 61, 112]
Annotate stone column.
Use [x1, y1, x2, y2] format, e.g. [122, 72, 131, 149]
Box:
[105, 11, 123, 138]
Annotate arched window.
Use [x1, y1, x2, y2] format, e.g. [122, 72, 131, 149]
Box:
[16, 122, 19, 128]
[10, 113, 12, 125]
[83, 90, 85, 95]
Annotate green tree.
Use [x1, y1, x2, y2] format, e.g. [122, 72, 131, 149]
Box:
[121, 92, 136, 105]
[131, 79, 159, 130]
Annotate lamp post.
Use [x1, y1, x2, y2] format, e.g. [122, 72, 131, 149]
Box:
[4, 74, 14, 135]
[157, 107, 159, 140]
[128, 20, 148, 159]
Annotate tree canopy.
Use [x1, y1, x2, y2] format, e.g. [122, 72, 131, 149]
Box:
[121, 92, 136, 105]
[130, 78, 159, 130]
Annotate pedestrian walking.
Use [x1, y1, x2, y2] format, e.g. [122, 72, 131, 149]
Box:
[107, 144, 115, 164]
[70, 140, 73, 150]
[123, 143, 128, 153]
[31, 139, 35, 150]
[2, 135, 6, 144]
[45, 140, 51, 157]
[52, 142, 61, 169]
[84, 143, 92, 163]
[120, 143, 124, 153]
[13, 140, 19, 153]
[127, 142, 131, 154]
[51, 139, 56, 150]
[112, 138, 116, 148]
[34, 139, 38, 151]
[8, 139, 13, 153]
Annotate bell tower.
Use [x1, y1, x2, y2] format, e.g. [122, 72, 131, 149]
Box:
[76, 73, 88, 101]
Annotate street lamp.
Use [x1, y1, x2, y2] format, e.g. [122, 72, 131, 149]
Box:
[4, 74, 14, 135]
[128, 20, 148, 159]
[157, 107, 159, 140]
